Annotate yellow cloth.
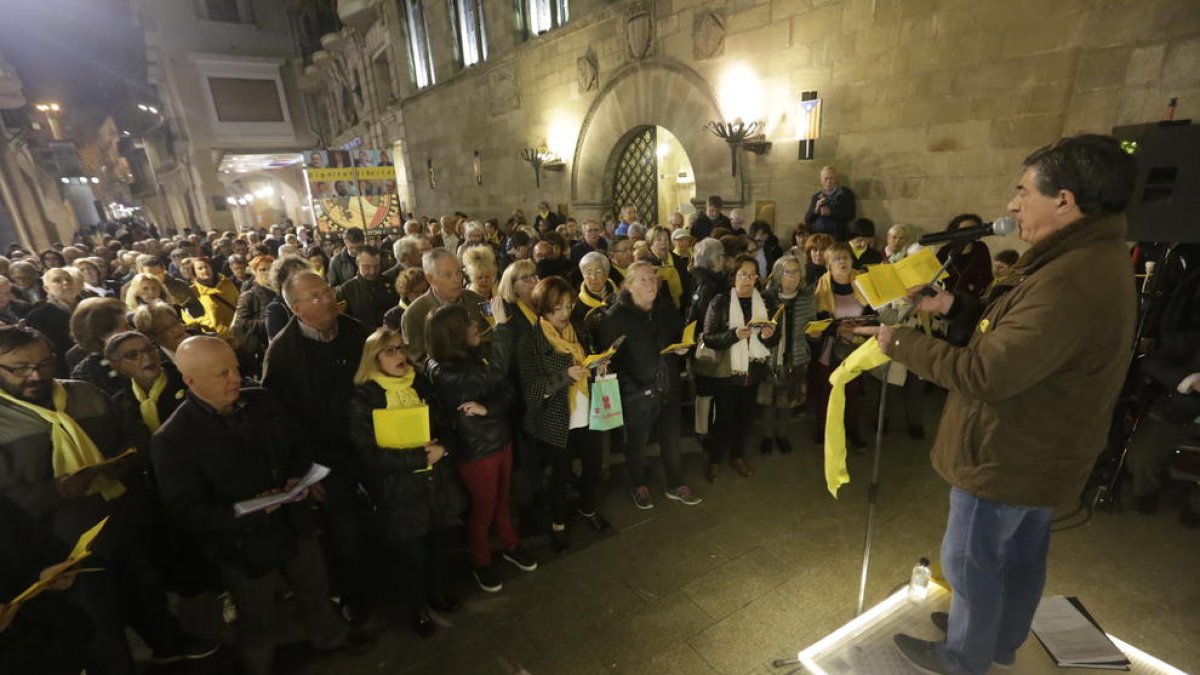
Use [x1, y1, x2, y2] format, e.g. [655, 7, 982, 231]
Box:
[823, 337, 891, 498]
[655, 263, 683, 308]
[813, 271, 869, 315]
[540, 317, 589, 414]
[131, 373, 168, 432]
[516, 299, 538, 327]
[578, 280, 615, 309]
[187, 276, 240, 336]
[370, 371, 423, 409]
[0, 383, 126, 501]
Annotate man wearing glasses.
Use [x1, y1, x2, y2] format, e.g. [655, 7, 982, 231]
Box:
[0, 325, 218, 671]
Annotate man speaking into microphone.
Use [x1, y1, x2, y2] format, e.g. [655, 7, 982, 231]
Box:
[859, 134, 1138, 675]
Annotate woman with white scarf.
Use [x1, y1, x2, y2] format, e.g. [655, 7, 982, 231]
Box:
[701, 254, 781, 482]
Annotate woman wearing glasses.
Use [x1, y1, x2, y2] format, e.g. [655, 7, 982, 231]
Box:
[572, 252, 616, 344]
[349, 327, 465, 637]
[106, 331, 186, 436]
[760, 256, 817, 455]
[517, 277, 612, 554]
[700, 254, 781, 481]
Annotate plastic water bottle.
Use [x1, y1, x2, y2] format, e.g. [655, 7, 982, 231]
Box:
[908, 557, 931, 603]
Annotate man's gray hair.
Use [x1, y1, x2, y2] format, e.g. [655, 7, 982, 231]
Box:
[393, 236, 418, 263]
[463, 221, 484, 239]
[628, 223, 647, 239]
[692, 237, 724, 271]
[579, 251, 610, 274]
[136, 254, 161, 270]
[422, 247, 457, 276]
[281, 269, 326, 308]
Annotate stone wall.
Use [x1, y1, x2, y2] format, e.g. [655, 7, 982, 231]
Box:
[381, 0, 1198, 239]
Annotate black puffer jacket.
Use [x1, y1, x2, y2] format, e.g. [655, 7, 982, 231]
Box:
[702, 291, 782, 386]
[349, 379, 466, 542]
[687, 267, 729, 328]
[595, 291, 685, 413]
[424, 323, 516, 462]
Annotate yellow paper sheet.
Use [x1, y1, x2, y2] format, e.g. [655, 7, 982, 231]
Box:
[9, 517, 108, 606]
[853, 248, 948, 309]
[824, 338, 891, 498]
[747, 305, 786, 328]
[583, 345, 618, 368]
[372, 406, 432, 449]
[804, 318, 832, 338]
[660, 321, 697, 354]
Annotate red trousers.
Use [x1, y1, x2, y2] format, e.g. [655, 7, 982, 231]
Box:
[455, 445, 518, 568]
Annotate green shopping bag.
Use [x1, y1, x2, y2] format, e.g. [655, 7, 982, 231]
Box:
[588, 374, 624, 431]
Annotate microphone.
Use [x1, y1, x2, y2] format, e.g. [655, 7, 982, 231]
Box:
[917, 216, 1017, 246]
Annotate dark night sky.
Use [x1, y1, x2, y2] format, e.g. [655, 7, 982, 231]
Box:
[0, 0, 149, 128]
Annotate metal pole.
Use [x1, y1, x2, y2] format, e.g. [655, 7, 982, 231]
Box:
[856, 367, 889, 616]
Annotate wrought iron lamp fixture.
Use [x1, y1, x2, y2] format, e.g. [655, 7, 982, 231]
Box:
[705, 118, 769, 176]
[521, 146, 564, 188]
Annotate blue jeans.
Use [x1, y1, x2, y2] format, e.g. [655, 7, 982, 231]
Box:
[937, 487, 1053, 675]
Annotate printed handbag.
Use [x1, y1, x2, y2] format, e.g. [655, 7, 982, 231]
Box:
[588, 373, 625, 431]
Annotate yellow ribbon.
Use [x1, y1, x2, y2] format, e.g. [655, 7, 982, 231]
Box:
[370, 371, 423, 409]
[131, 373, 168, 433]
[540, 317, 589, 414]
[578, 280, 614, 309]
[0, 382, 126, 501]
[516, 299, 538, 327]
[823, 337, 891, 498]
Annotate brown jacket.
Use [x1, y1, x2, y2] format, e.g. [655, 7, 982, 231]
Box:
[889, 214, 1134, 507]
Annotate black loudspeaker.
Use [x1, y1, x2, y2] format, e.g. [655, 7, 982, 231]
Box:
[1114, 121, 1200, 243]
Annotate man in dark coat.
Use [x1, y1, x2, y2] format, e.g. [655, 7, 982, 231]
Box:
[326, 227, 365, 289]
[335, 245, 398, 333]
[155, 336, 369, 675]
[596, 262, 702, 510]
[866, 135, 1138, 675]
[263, 271, 372, 623]
[690, 195, 731, 242]
[803, 166, 856, 241]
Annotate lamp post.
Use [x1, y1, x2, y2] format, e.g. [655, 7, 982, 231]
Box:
[34, 101, 63, 139]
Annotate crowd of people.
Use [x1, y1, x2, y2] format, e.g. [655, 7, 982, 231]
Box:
[1, 156, 1180, 675]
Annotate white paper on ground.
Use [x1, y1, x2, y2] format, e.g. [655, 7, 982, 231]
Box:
[1031, 596, 1128, 667]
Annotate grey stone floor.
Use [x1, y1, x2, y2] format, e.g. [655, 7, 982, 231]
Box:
[283, 406, 1200, 675]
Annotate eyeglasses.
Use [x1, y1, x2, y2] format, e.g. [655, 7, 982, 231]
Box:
[515, 274, 538, 283]
[735, 271, 759, 279]
[117, 346, 160, 361]
[0, 361, 56, 378]
[381, 345, 407, 357]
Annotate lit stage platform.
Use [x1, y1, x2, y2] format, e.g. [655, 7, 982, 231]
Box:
[796, 581, 1188, 674]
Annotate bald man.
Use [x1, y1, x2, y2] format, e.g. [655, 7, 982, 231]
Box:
[152, 336, 370, 675]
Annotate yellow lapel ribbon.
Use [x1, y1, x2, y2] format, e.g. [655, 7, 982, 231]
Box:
[540, 317, 589, 414]
[824, 337, 891, 498]
[578, 280, 613, 309]
[516, 299, 538, 327]
[370, 371, 423, 409]
[131, 373, 168, 433]
[0, 382, 126, 501]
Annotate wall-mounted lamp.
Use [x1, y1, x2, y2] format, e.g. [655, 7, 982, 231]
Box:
[705, 118, 765, 176]
[521, 146, 564, 188]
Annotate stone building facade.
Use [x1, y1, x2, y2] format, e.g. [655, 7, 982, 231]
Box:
[301, 0, 1198, 236]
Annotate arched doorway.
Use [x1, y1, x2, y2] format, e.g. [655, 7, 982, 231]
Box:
[610, 125, 696, 227]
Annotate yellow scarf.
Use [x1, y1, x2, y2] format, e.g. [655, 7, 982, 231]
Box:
[823, 338, 890, 498]
[540, 318, 588, 414]
[516, 299, 538, 327]
[0, 382, 126, 500]
[578, 280, 614, 309]
[371, 371, 423, 409]
[131, 373, 168, 432]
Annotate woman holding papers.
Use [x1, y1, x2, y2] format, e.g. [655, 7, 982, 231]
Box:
[810, 242, 873, 449]
[760, 255, 818, 455]
[425, 301, 539, 593]
[349, 327, 465, 637]
[701, 254, 781, 481]
[517, 277, 613, 554]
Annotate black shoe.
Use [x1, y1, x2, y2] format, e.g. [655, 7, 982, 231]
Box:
[430, 595, 462, 613]
[760, 437, 775, 455]
[893, 634, 953, 674]
[776, 436, 793, 454]
[473, 566, 503, 592]
[414, 610, 436, 638]
[908, 425, 926, 440]
[550, 528, 570, 553]
[578, 509, 612, 533]
[148, 636, 221, 665]
[931, 611, 948, 633]
[502, 547, 538, 572]
[1133, 491, 1159, 515]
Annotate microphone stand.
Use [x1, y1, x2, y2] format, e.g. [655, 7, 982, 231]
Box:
[855, 244, 959, 616]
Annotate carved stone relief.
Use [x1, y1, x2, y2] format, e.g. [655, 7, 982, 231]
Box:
[577, 48, 598, 93]
[693, 11, 725, 60]
[623, 5, 654, 61]
[488, 67, 520, 116]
